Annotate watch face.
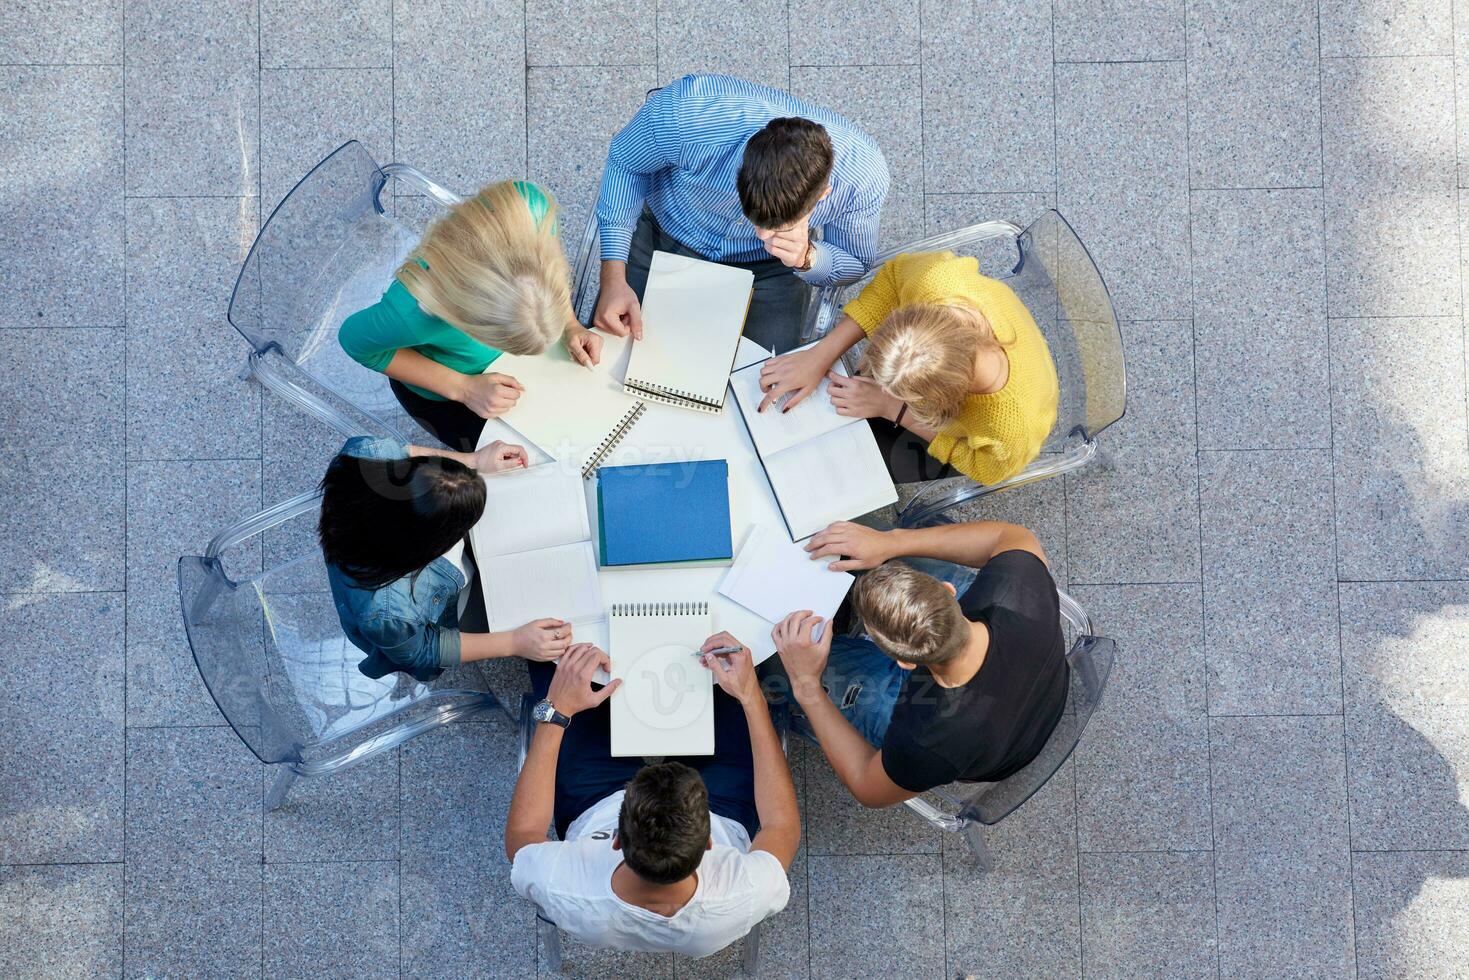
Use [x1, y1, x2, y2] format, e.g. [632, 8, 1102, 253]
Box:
[532, 700, 553, 723]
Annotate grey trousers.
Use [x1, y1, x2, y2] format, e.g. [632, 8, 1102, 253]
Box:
[622, 209, 810, 355]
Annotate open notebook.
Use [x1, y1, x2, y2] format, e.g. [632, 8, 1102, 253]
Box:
[730, 344, 898, 540]
[467, 464, 605, 639]
[491, 332, 645, 478]
[609, 601, 714, 757]
[623, 251, 754, 413]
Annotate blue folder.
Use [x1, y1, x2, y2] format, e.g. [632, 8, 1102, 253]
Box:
[596, 460, 733, 567]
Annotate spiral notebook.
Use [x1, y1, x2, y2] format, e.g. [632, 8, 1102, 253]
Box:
[608, 601, 714, 757]
[623, 251, 754, 414]
[489, 332, 647, 477]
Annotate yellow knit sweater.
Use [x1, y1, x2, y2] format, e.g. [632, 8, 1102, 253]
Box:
[843, 251, 1059, 485]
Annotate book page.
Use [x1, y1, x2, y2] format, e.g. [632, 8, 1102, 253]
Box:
[730, 344, 853, 457]
[718, 524, 853, 625]
[481, 541, 603, 629]
[609, 605, 714, 756]
[625, 251, 753, 407]
[763, 424, 899, 540]
[488, 332, 641, 471]
[472, 464, 590, 558]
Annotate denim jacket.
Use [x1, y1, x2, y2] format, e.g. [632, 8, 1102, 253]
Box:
[325, 437, 466, 682]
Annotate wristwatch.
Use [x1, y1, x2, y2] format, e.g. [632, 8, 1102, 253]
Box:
[532, 698, 571, 729]
[799, 241, 816, 272]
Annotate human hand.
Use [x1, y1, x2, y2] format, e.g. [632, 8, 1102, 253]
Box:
[755, 223, 811, 269]
[697, 632, 761, 707]
[772, 611, 832, 704]
[803, 520, 897, 572]
[757, 345, 836, 413]
[457, 372, 524, 419]
[593, 269, 644, 340]
[473, 440, 528, 473]
[826, 372, 902, 421]
[511, 618, 572, 662]
[563, 324, 604, 367]
[546, 643, 620, 715]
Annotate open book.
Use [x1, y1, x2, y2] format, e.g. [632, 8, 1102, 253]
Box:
[609, 601, 714, 757]
[491, 332, 645, 478]
[729, 344, 898, 540]
[467, 464, 605, 639]
[623, 251, 754, 413]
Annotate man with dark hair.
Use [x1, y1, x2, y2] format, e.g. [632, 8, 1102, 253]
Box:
[764, 519, 1068, 809]
[505, 639, 800, 957]
[593, 73, 890, 354]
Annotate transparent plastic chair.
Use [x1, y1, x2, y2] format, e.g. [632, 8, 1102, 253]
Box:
[799, 209, 1127, 527]
[900, 588, 1116, 869]
[177, 487, 505, 811]
[226, 140, 465, 443]
[515, 693, 771, 975]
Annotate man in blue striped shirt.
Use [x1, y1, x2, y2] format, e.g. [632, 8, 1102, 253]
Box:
[593, 74, 890, 354]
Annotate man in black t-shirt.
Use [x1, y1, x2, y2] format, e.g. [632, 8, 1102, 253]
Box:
[768, 519, 1068, 806]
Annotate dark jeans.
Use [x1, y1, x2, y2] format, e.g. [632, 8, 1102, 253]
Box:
[390, 378, 486, 453]
[869, 417, 958, 484]
[624, 209, 809, 355]
[528, 661, 760, 841]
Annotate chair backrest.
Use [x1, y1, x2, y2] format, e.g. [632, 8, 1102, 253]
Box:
[178, 489, 498, 770]
[803, 209, 1126, 450]
[959, 630, 1117, 826]
[226, 140, 459, 427]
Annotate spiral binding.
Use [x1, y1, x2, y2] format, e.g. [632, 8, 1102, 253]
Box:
[623, 378, 723, 415]
[581, 402, 648, 477]
[609, 601, 710, 617]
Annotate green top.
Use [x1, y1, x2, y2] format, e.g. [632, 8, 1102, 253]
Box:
[338, 180, 554, 401]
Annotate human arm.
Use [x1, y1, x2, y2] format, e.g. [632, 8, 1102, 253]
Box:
[697, 634, 801, 870]
[797, 185, 886, 287]
[803, 519, 1046, 572]
[505, 644, 621, 860]
[562, 321, 604, 366]
[459, 619, 573, 664]
[383, 349, 523, 420]
[405, 439, 528, 473]
[755, 315, 865, 412]
[771, 613, 915, 808]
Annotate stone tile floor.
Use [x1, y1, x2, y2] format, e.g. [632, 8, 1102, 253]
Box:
[3, 1, 1469, 977]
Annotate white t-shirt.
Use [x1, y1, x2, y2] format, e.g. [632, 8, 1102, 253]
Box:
[510, 790, 790, 958]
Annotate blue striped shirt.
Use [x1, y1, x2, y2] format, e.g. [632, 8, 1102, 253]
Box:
[594, 74, 890, 286]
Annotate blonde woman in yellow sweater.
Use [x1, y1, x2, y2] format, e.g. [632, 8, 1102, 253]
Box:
[758, 251, 1059, 484]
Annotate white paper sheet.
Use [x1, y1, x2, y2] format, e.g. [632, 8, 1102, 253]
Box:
[609, 604, 714, 756]
[473, 464, 590, 558]
[718, 524, 853, 626]
[481, 541, 603, 629]
[763, 424, 899, 541]
[729, 344, 853, 457]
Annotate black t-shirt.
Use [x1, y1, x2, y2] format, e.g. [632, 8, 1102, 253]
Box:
[879, 551, 1068, 794]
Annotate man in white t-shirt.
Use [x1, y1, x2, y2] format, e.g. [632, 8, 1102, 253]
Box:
[504, 638, 801, 958]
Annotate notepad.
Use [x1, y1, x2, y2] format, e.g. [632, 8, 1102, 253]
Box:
[730, 350, 898, 541]
[718, 525, 854, 635]
[490, 332, 646, 478]
[597, 460, 733, 568]
[609, 601, 714, 757]
[468, 464, 605, 633]
[623, 251, 754, 413]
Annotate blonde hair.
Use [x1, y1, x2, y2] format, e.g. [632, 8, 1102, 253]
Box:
[397, 181, 572, 355]
[859, 302, 1003, 429]
[851, 563, 970, 666]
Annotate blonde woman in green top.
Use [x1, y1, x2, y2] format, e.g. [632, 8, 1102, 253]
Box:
[340, 180, 603, 450]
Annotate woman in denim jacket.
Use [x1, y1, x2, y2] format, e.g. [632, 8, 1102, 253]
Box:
[320, 436, 574, 681]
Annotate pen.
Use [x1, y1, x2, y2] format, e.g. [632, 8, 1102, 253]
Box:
[692, 645, 743, 659]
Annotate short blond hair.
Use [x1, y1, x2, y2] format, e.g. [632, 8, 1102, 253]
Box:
[397, 181, 572, 355]
[851, 563, 970, 666]
[859, 302, 1002, 429]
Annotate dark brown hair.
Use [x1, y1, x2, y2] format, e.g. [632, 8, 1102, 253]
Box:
[617, 762, 710, 885]
[318, 452, 486, 590]
[737, 117, 834, 229]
